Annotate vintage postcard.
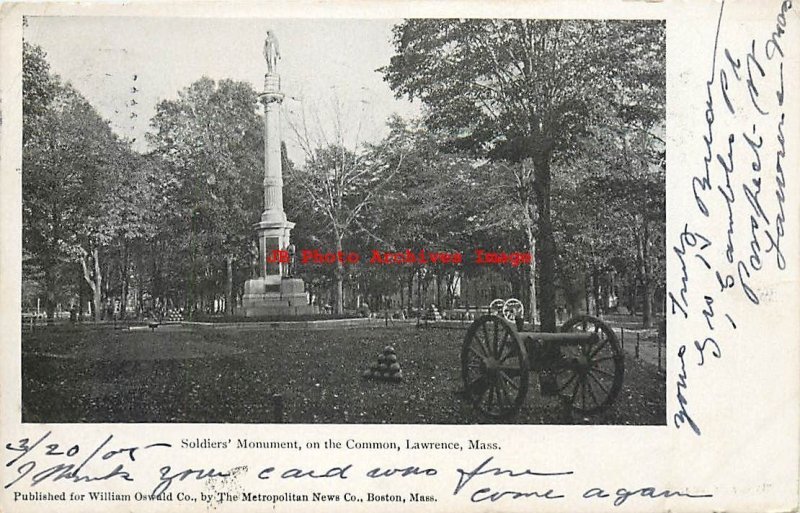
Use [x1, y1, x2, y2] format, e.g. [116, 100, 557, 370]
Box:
[0, 0, 797, 511]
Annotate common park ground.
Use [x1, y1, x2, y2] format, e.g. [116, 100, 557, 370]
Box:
[21, 319, 665, 425]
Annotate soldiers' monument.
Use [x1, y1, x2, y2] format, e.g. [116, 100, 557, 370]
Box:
[242, 31, 314, 316]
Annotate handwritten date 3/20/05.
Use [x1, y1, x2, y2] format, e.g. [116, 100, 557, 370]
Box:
[4, 438, 714, 508]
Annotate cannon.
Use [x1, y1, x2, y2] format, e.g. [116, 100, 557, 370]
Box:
[461, 313, 624, 418]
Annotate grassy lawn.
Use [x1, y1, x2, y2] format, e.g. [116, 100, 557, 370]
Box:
[21, 324, 665, 425]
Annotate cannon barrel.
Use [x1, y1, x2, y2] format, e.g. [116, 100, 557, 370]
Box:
[518, 331, 598, 346]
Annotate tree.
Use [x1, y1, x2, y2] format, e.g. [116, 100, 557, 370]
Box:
[22, 44, 156, 319]
[23, 42, 138, 320]
[22, 42, 66, 321]
[286, 101, 407, 314]
[552, 21, 666, 325]
[22, 42, 59, 145]
[360, 118, 474, 311]
[383, 19, 665, 330]
[148, 77, 263, 316]
[465, 158, 540, 323]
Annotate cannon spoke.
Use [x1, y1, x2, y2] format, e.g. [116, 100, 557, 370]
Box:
[592, 356, 617, 363]
[492, 322, 500, 358]
[468, 342, 487, 359]
[588, 339, 609, 360]
[496, 364, 523, 376]
[498, 332, 519, 362]
[466, 375, 490, 397]
[587, 371, 611, 396]
[584, 378, 600, 408]
[499, 371, 520, 391]
[579, 377, 588, 410]
[591, 367, 616, 379]
[496, 331, 510, 360]
[472, 332, 492, 361]
[569, 376, 581, 405]
[556, 371, 577, 394]
[495, 378, 511, 412]
[484, 380, 496, 413]
[466, 359, 484, 370]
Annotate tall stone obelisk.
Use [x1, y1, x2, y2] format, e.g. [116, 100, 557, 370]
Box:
[243, 31, 313, 316]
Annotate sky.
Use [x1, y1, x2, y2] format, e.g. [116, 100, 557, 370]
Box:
[24, 17, 421, 162]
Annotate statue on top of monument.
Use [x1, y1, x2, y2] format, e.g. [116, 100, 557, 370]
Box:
[263, 30, 280, 74]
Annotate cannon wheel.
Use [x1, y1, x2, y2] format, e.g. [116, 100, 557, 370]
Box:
[488, 298, 505, 317]
[556, 315, 624, 415]
[502, 298, 524, 322]
[461, 315, 529, 418]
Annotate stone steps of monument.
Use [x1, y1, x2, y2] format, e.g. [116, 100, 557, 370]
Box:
[242, 303, 317, 317]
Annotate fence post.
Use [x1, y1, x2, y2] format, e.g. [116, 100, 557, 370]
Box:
[272, 393, 284, 423]
[657, 337, 662, 372]
[621, 327, 624, 349]
[635, 332, 640, 359]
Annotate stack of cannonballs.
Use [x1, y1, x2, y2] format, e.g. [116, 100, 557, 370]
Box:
[362, 346, 403, 382]
[163, 309, 184, 322]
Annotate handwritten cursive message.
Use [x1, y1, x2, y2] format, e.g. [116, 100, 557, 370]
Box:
[3, 435, 714, 508]
[669, 0, 792, 436]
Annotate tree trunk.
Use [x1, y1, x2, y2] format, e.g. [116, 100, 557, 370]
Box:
[44, 211, 61, 324]
[634, 222, 652, 327]
[523, 214, 538, 325]
[80, 246, 102, 322]
[138, 262, 145, 318]
[592, 271, 601, 317]
[187, 234, 198, 319]
[407, 269, 414, 316]
[421, 273, 429, 309]
[435, 273, 442, 310]
[532, 151, 556, 331]
[226, 254, 234, 316]
[334, 236, 344, 314]
[565, 274, 584, 318]
[446, 272, 458, 309]
[585, 272, 592, 316]
[120, 243, 129, 319]
[78, 263, 84, 320]
[641, 221, 653, 328]
[44, 264, 56, 323]
[416, 268, 422, 313]
[95, 248, 103, 320]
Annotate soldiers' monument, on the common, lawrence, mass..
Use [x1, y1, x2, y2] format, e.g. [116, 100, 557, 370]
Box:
[242, 31, 314, 316]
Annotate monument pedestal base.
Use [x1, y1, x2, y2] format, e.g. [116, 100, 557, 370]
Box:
[242, 276, 316, 317]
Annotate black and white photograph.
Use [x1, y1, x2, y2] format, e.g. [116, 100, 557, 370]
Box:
[20, 16, 667, 425]
[4, 1, 800, 512]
